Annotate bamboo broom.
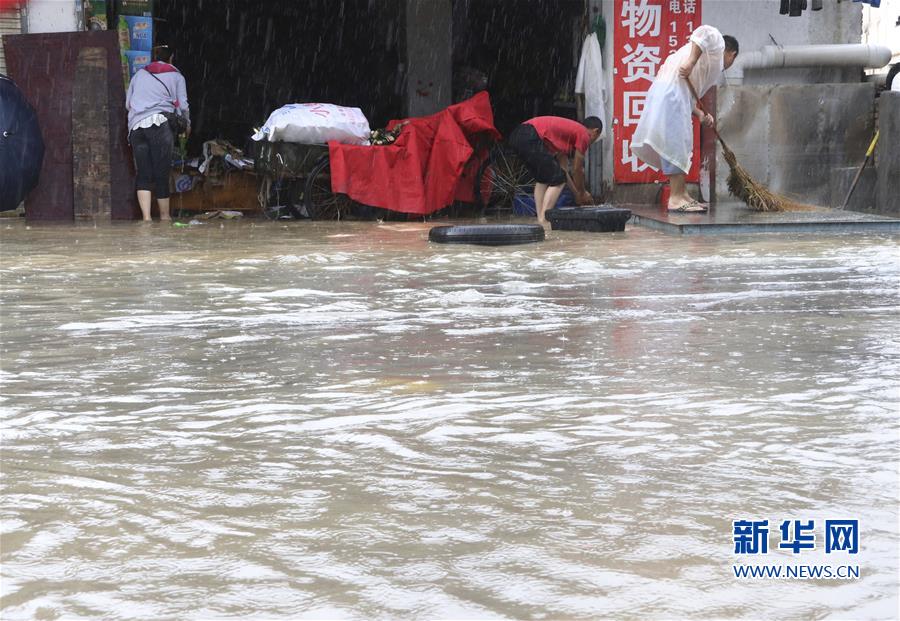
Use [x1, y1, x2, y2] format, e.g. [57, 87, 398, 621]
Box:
[686, 79, 806, 212]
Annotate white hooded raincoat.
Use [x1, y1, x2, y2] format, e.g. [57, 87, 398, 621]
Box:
[631, 25, 725, 174]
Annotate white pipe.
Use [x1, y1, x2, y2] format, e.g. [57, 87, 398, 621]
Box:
[739, 44, 893, 72]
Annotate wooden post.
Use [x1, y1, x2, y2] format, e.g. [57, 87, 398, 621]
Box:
[72, 46, 112, 219]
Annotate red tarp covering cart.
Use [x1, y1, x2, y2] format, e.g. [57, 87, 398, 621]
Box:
[327, 91, 501, 216]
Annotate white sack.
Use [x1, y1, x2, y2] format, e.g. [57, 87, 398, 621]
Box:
[251, 103, 371, 145]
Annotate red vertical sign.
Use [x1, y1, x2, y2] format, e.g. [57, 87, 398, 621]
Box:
[614, 0, 702, 183]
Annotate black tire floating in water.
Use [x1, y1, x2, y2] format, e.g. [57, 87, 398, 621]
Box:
[545, 206, 632, 232]
[429, 224, 545, 246]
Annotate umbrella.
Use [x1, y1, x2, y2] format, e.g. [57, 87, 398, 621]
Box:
[0, 74, 44, 212]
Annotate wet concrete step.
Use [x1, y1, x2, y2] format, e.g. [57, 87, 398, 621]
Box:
[626, 202, 900, 236]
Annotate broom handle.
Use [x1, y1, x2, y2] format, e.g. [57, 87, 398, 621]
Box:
[840, 130, 879, 210]
[684, 79, 729, 151]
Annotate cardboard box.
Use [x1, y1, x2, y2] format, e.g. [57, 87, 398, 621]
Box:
[121, 15, 152, 51]
[117, 16, 130, 50]
[123, 49, 151, 77]
[170, 171, 262, 215]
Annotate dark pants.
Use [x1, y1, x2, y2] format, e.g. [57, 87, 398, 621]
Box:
[131, 123, 173, 199]
[508, 123, 566, 186]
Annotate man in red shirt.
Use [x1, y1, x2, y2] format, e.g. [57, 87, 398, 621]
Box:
[508, 116, 602, 223]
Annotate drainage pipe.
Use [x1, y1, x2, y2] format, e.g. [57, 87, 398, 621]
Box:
[734, 44, 893, 81]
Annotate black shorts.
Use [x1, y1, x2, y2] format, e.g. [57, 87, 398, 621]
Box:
[508, 123, 566, 186]
[130, 122, 174, 198]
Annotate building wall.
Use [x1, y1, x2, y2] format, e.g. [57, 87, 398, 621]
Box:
[405, 0, 452, 117]
[26, 0, 78, 34]
[593, 0, 617, 195]
[591, 0, 867, 195]
[1, 5, 24, 76]
[876, 91, 900, 215]
[716, 83, 876, 209]
[710, 0, 864, 85]
[863, 0, 900, 80]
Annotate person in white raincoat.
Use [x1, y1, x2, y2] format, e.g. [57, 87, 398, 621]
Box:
[631, 26, 739, 212]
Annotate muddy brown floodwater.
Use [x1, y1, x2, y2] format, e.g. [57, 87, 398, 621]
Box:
[1, 220, 898, 620]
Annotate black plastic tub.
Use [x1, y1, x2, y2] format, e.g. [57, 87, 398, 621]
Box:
[545, 206, 632, 232]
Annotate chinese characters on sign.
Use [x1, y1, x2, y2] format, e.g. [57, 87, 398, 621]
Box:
[733, 520, 860, 555]
[614, 0, 701, 183]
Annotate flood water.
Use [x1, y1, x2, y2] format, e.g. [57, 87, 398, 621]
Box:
[1, 220, 898, 620]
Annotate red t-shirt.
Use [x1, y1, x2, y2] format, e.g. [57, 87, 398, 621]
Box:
[525, 116, 590, 155]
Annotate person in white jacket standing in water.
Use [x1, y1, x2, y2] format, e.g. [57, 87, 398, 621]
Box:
[631, 26, 738, 213]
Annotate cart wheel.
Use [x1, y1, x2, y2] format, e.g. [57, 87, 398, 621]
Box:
[475, 146, 535, 215]
[305, 155, 360, 220]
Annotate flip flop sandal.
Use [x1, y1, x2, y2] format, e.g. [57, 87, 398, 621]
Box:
[669, 200, 708, 213]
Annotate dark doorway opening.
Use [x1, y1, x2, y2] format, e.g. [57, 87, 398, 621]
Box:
[153, 0, 403, 150]
[452, 0, 584, 136]
[152, 0, 583, 149]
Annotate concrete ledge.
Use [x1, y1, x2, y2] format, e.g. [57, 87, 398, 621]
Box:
[627, 202, 900, 236]
[877, 92, 900, 215]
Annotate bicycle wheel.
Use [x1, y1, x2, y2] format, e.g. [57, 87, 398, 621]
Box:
[304, 155, 360, 220]
[259, 176, 304, 220]
[475, 145, 535, 214]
